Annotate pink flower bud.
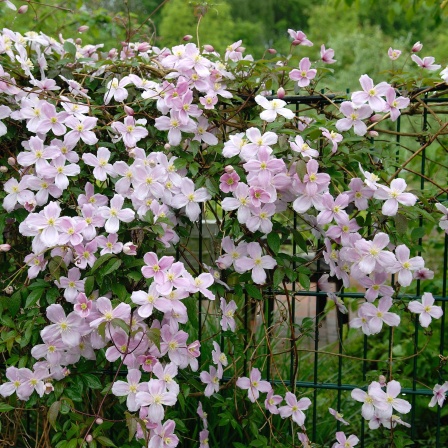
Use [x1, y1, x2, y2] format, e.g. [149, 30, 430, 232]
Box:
[75, 38, 82, 45]
[268, 48, 277, 54]
[137, 42, 150, 52]
[18, 5, 28, 13]
[4, 286, 13, 295]
[378, 375, 387, 386]
[96, 418, 104, 425]
[370, 114, 383, 123]
[7, 157, 15, 166]
[108, 48, 118, 59]
[77, 25, 89, 33]
[412, 41, 423, 53]
[164, 143, 171, 151]
[183, 35, 193, 41]
[0, 244, 11, 252]
[0, 166, 8, 173]
[277, 87, 286, 99]
[44, 383, 54, 394]
[368, 130, 379, 137]
[292, 39, 302, 46]
[86, 434, 93, 443]
[224, 165, 234, 173]
[203, 44, 215, 52]
[123, 242, 137, 256]
[124, 105, 134, 116]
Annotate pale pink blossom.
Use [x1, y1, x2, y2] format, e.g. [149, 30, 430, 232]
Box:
[234, 242, 277, 284]
[289, 58, 317, 88]
[278, 392, 311, 425]
[254, 95, 294, 122]
[408, 292, 443, 328]
[321, 45, 336, 63]
[236, 368, 271, 403]
[428, 382, 448, 407]
[411, 54, 441, 71]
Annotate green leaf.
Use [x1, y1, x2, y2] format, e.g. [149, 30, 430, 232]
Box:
[47, 401, 61, 430]
[84, 276, 95, 297]
[8, 291, 21, 317]
[25, 288, 45, 308]
[111, 283, 128, 301]
[100, 258, 122, 276]
[411, 227, 425, 240]
[273, 268, 284, 287]
[46, 288, 59, 305]
[96, 436, 117, 447]
[111, 318, 129, 333]
[298, 273, 310, 290]
[147, 328, 161, 351]
[88, 254, 115, 275]
[63, 41, 77, 56]
[292, 230, 308, 254]
[267, 233, 280, 254]
[0, 403, 14, 412]
[125, 412, 137, 442]
[189, 162, 200, 177]
[394, 214, 408, 235]
[245, 284, 263, 300]
[82, 374, 102, 390]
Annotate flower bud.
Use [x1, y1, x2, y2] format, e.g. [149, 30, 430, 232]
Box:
[292, 39, 302, 46]
[224, 165, 234, 173]
[183, 35, 193, 41]
[378, 375, 387, 386]
[277, 87, 286, 99]
[18, 5, 28, 13]
[164, 143, 171, 151]
[4, 286, 13, 295]
[86, 435, 93, 443]
[203, 44, 215, 53]
[268, 48, 277, 54]
[124, 105, 134, 116]
[412, 41, 423, 53]
[108, 48, 118, 59]
[96, 418, 104, 425]
[0, 166, 8, 173]
[0, 244, 11, 252]
[7, 157, 15, 166]
[44, 383, 54, 394]
[77, 25, 89, 33]
[123, 242, 137, 256]
[75, 38, 82, 45]
[369, 114, 383, 123]
[137, 42, 150, 52]
[368, 130, 379, 137]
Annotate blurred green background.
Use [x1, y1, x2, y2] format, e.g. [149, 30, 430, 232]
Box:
[0, 0, 447, 90]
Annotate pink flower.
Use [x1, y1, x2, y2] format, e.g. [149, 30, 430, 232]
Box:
[236, 368, 271, 403]
[329, 408, 349, 425]
[288, 30, 313, 47]
[278, 392, 311, 425]
[148, 419, 179, 448]
[111, 116, 148, 148]
[89, 296, 131, 328]
[428, 382, 448, 407]
[254, 95, 294, 122]
[388, 48, 402, 60]
[373, 178, 417, 216]
[320, 44, 336, 63]
[96, 233, 123, 255]
[82, 147, 116, 182]
[112, 369, 146, 412]
[73, 293, 93, 318]
[412, 41, 423, 53]
[289, 58, 317, 88]
[383, 88, 410, 122]
[135, 379, 177, 422]
[361, 297, 400, 334]
[219, 170, 240, 193]
[369, 380, 412, 417]
[391, 244, 424, 287]
[411, 54, 441, 71]
[336, 101, 372, 136]
[220, 297, 237, 332]
[265, 389, 283, 414]
[320, 127, 343, 153]
[234, 242, 277, 285]
[200, 365, 220, 397]
[98, 194, 135, 233]
[65, 116, 98, 146]
[408, 292, 443, 328]
[351, 382, 383, 419]
[55, 267, 85, 302]
[290, 135, 319, 159]
[170, 178, 211, 222]
[351, 75, 390, 111]
[142, 252, 174, 283]
[333, 432, 359, 448]
[104, 76, 131, 104]
[354, 232, 396, 275]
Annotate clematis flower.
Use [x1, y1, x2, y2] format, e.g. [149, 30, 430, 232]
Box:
[383, 88, 410, 122]
[369, 380, 412, 418]
[220, 297, 237, 332]
[411, 54, 441, 71]
[98, 194, 135, 233]
[290, 135, 319, 159]
[104, 76, 131, 104]
[236, 368, 271, 403]
[408, 292, 443, 328]
[388, 48, 402, 60]
[82, 147, 116, 182]
[89, 296, 131, 328]
[200, 365, 220, 397]
[333, 432, 359, 448]
[278, 392, 312, 425]
[170, 178, 211, 222]
[428, 382, 448, 407]
[254, 95, 294, 122]
[351, 75, 390, 111]
[65, 116, 98, 145]
[321, 45, 336, 63]
[289, 58, 317, 88]
[373, 178, 417, 216]
[111, 116, 148, 148]
[112, 369, 146, 412]
[336, 101, 372, 136]
[235, 242, 276, 284]
[135, 379, 177, 422]
[288, 29, 313, 46]
[361, 297, 400, 334]
[329, 408, 349, 425]
[265, 389, 283, 414]
[390, 244, 424, 287]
